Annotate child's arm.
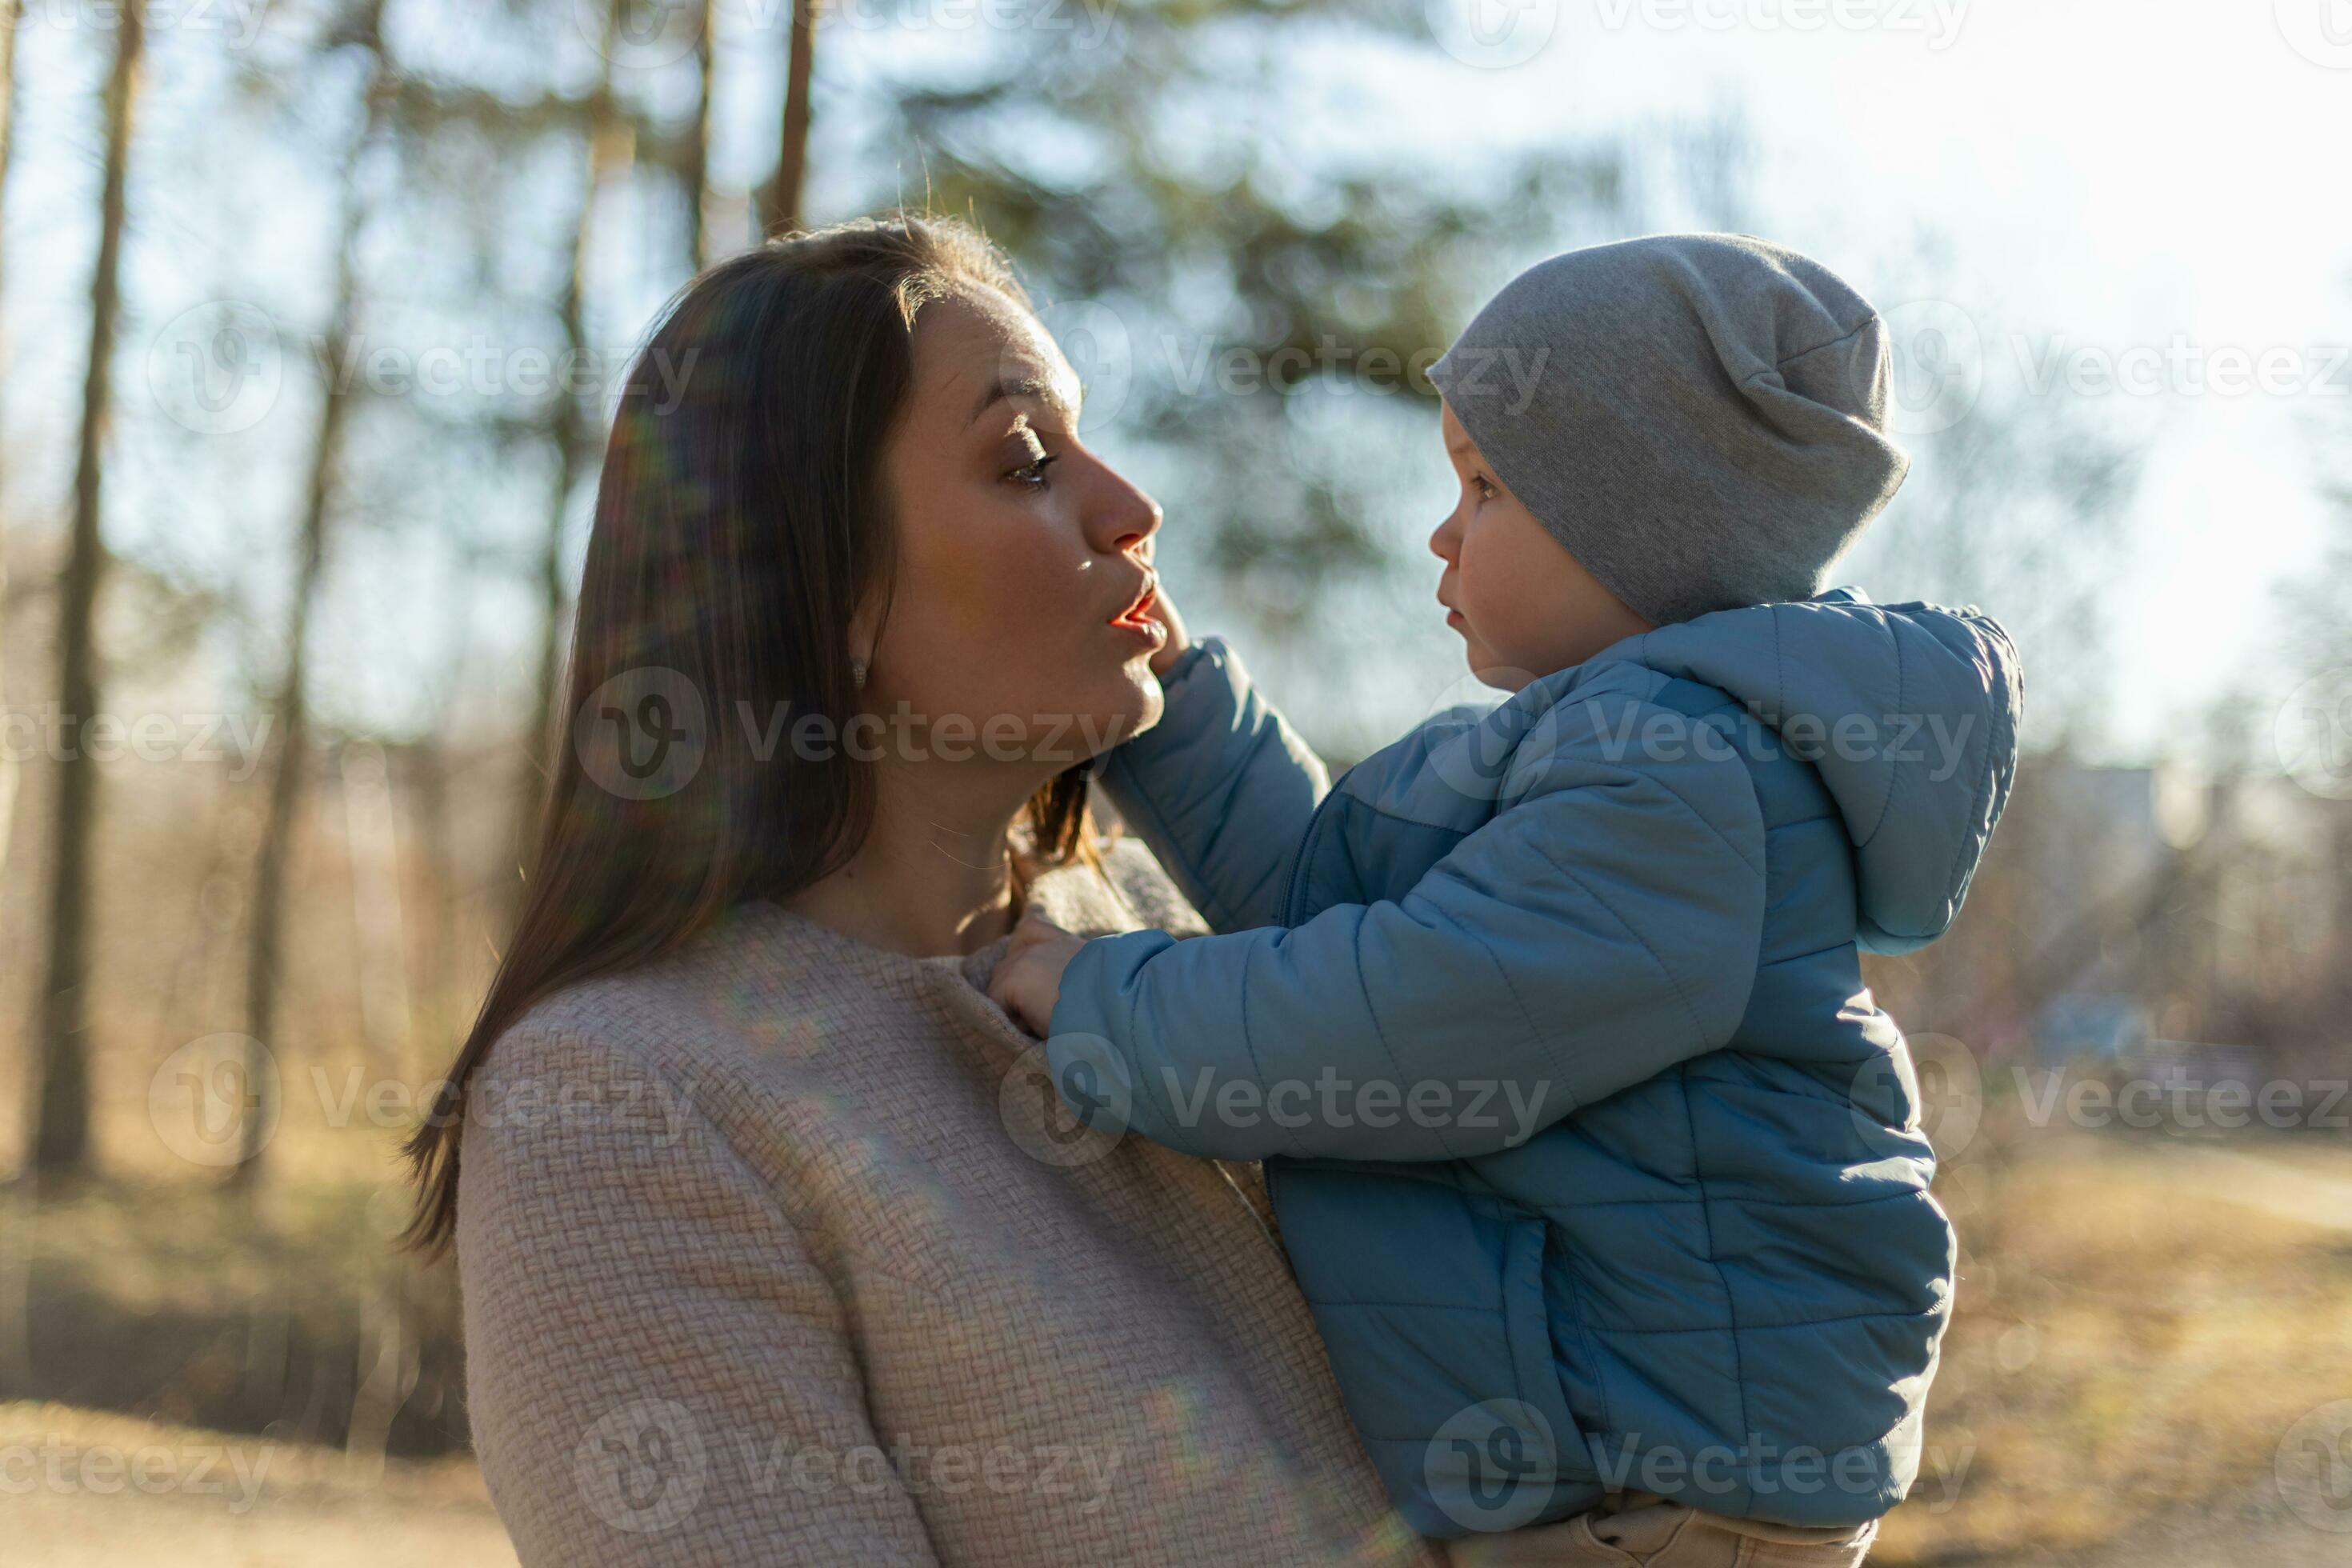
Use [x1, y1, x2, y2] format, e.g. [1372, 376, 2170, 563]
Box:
[1048, 686, 1770, 1163]
[1092, 634, 1332, 934]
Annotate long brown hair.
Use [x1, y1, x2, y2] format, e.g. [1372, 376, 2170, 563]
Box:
[402, 214, 1102, 1256]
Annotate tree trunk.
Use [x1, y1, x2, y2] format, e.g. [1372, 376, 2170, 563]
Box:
[32, 0, 145, 1175]
[515, 2, 628, 912]
[757, 0, 819, 238]
[682, 0, 713, 270]
[0, 0, 25, 890]
[0, 0, 27, 1394]
[408, 732, 458, 1054]
[235, 0, 394, 1185]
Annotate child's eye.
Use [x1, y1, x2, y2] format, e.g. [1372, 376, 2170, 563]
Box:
[1007, 454, 1061, 490]
[1470, 473, 1498, 502]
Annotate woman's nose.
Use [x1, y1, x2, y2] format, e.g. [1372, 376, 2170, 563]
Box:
[1092, 462, 1163, 554]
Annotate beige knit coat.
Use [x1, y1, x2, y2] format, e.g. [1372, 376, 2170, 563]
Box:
[454, 834, 1446, 1566]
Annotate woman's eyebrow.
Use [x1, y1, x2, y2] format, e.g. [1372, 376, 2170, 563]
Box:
[968, 373, 1075, 428]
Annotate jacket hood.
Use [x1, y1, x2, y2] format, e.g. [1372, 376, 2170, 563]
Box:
[1614, 586, 2024, 953]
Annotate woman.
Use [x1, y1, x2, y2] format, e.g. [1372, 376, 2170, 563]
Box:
[403, 215, 1439, 1565]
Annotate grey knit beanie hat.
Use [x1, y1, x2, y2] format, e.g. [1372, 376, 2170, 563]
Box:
[1426, 233, 1909, 626]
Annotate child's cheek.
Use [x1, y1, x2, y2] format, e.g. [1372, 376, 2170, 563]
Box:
[1458, 518, 1539, 671]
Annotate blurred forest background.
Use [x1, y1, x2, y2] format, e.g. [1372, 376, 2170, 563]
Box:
[2, 0, 2350, 1562]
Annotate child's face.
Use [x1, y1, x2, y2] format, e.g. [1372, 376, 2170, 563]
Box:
[1430, 398, 1653, 689]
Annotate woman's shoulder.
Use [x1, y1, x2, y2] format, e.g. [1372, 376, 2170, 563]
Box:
[454, 934, 833, 1252]
[462, 843, 1203, 1142]
[460, 981, 714, 1172]
[468, 906, 850, 1107]
[482, 958, 718, 1076]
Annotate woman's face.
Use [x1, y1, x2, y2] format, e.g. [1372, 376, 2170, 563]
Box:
[857, 286, 1168, 775]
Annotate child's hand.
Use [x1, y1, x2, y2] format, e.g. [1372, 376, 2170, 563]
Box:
[986, 910, 1088, 1038]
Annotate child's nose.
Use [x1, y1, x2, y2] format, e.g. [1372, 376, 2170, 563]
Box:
[1428, 511, 1459, 562]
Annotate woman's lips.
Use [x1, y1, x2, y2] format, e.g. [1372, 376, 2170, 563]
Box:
[1110, 580, 1157, 626]
[1109, 584, 1166, 646]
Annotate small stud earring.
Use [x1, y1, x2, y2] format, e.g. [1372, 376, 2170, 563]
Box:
[851, 658, 868, 690]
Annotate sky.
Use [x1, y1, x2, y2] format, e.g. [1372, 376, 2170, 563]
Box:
[2, 0, 2346, 767]
[1405, 0, 2350, 759]
[776, 0, 2352, 759]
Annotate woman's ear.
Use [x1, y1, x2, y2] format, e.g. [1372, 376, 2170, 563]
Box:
[846, 585, 886, 690]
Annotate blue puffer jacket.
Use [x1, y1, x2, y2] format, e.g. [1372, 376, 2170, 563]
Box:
[1050, 588, 2022, 1538]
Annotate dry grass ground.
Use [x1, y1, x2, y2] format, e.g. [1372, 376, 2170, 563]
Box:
[6, 1114, 2350, 1564]
[3, 1402, 515, 1566]
[2, 1171, 469, 1459]
[1870, 1123, 2352, 1565]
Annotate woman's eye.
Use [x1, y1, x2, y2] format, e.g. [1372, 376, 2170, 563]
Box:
[1008, 454, 1060, 489]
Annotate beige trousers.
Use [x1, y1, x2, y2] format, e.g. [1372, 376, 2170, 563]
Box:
[1443, 1490, 1880, 1567]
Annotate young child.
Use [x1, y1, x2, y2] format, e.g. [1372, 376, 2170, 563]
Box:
[988, 234, 2022, 1560]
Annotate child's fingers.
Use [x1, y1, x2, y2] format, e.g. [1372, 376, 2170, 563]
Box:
[988, 968, 1043, 1036]
[1010, 910, 1070, 946]
[983, 956, 1026, 1014]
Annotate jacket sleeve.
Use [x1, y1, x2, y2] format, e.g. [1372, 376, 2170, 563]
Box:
[1090, 635, 1330, 934]
[456, 1025, 942, 1566]
[1046, 690, 1770, 1162]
